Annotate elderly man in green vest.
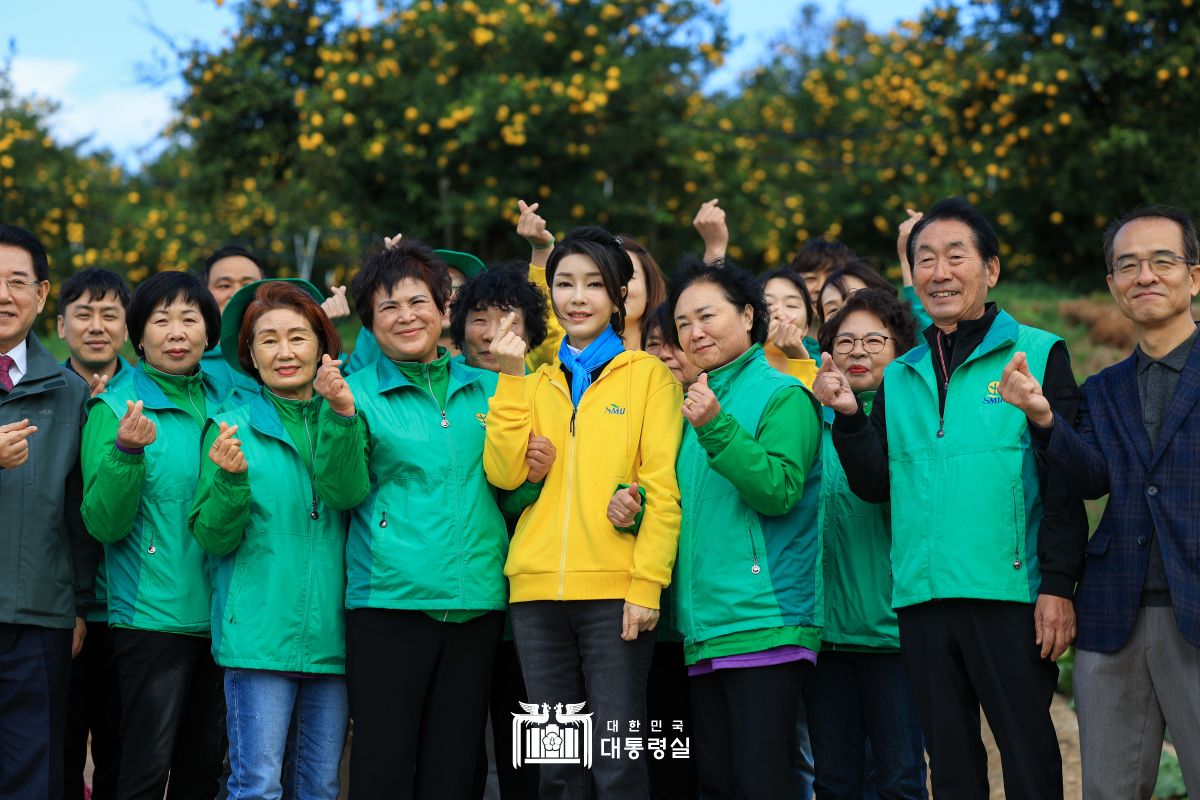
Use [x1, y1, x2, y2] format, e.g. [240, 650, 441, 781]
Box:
[812, 197, 1087, 799]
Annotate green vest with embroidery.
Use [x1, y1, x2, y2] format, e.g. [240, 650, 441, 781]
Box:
[883, 310, 1060, 608]
[674, 346, 823, 648]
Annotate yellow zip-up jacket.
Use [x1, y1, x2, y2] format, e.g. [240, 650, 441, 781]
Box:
[484, 351, 683, 609]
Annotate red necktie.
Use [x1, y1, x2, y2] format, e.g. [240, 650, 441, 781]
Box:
[0, 354, 14, 391]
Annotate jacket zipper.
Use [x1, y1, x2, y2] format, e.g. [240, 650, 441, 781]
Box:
[558, 406, 577, 599]
[425, 365, 449, 428]
[1012, 486, 1022, 570]
[747, 520, 761, 575]
[300, 405, 321, 520]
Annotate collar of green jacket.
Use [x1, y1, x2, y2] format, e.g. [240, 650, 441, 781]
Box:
[259, 390, 322, 473]
[376, 346, 484, 399]
[705, 343, 765, 390]
[135, 360, 212, 425]
[62, 354, 134, 382]
[903, 303, 1006, 370]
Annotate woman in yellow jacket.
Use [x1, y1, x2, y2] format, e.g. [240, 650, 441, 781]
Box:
[484, 226, 683, 800]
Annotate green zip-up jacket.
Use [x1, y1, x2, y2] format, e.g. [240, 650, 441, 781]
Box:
[64, 355, 133, 623]
[190, 390, 347, 673]
[819, 396, 898, 650]
[314, 353, 509, 613]
[883, 310, 1060, 607]
[674, 345, 823, 665]
[81, 361, 227, 635]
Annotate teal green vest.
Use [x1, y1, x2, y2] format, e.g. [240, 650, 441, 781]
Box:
[819, 399, 898, 649]
[93, 365, 222, 634]
[344, 357, 509, 611]
[674, 346, 823, 646]
[208, 392, 347, 673]
[883, 311, 1060, 607]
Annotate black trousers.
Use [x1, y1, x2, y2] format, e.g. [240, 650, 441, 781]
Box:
[345, 608, 504, 800]
[646, 642, 697, 800]
[64, 621, 122, 800]
[484, 638, 540, 798]
[111, 628, 226, 800]
[0, 623, 72, 800]
[689, 661, 806, 800]
[897, 600, 1062, 800]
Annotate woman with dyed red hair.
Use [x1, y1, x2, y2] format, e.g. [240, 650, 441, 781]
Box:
[188, 279, 349, 800]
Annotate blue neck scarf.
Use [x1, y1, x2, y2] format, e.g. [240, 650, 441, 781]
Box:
[558, 326, 625, 407]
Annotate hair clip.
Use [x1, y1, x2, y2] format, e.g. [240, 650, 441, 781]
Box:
[612, 236, 623, 248]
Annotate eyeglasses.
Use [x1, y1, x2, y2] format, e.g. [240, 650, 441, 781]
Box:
[1111, 251, 1191, 280]
[832, 333, 892, 354]
[0, 277, 40, 294]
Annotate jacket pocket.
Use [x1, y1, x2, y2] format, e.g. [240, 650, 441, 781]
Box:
[1085, 525, 1112, 556]
[1010, 484, 1027, 571]
[224, 558, 248, 623]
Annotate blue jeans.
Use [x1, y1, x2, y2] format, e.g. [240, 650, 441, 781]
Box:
[224, 669, 348, 800]
[802, 651, 927, 800]
[510, 599, 657, 800]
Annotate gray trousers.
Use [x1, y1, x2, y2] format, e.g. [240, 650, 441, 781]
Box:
[1076, 606, 1200, 799]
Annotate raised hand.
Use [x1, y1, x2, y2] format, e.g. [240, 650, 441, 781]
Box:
[525, 434, 557, 483]
[383, 232, 403, 250]
[492, 311, 528, 377]
[621, 600, 660, 641]
[117, 400, 157, 450]
[692, 199, 729, 262]
[208, 422, 248, 474]
[999, 351, 1053, 428]
[772, 315, 810, 360]
[812, 355, 858, 414]
[88, 372, 111, 398]
[314, 354, 355, 416]
[321, 285, 351, 321]
[0, 418, 38, 468]
[897, 208, 924, 285]
[516, 200, 554, 250]
[682, 373, 720, 428]
[607, 482, 642, 529]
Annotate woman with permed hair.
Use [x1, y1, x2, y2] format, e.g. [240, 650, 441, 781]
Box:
[484, 226, 683, 799]
[311, 237, 510, 800]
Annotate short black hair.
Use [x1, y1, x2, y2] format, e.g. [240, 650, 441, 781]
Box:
[546, 226, 634, 335]
[127, 271, 222, 352]
[59, 268, 131, 313]
[1102, 204, 1200, 273]
[818, 261, 898, 322]
[906, 196, 1000, 267]
[758, 268, 815, 326]
[665, 256, 770, 349]
[202, 245, 266, 286]
[351, 238, 451, 331]
[0, 224, 50, 282]
[818, 288, 919, 358]
[788, 240, 856, 276]
[449, 265, 549, 350]
[641, 301, 672, 347]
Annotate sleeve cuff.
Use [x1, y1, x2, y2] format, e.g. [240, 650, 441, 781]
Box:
[832, 407, 869, 434]
[493, 371, 528, 401]
[109, 445, 145, 462]
[114, 441, 145, 456]
[1038, 571, 1076, 599]
[216, 468, 249, 485]
[696, 410, 738, 456]
[322, 404, 359, 426]
[626, 578, 663, 610]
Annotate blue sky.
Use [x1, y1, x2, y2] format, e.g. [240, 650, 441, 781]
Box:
[4, 0, 927, 166]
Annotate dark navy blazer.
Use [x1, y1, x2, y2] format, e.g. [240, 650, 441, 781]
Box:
[1042, 335, 1200, 653]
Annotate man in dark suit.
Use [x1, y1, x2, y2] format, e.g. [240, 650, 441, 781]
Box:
[1000, 204, 1200, 798]
[0, 223, 96, 800]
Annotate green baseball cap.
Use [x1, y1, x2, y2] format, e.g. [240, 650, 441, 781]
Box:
[437, 249, 486, 278]
[220, 278, 326, 377]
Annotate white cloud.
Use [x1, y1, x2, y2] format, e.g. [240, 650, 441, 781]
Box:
[8, 56, 174, 164]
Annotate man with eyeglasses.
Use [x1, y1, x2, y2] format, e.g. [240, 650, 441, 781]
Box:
[1001, 204, 1200, 798]
[813, 197, 1087, 799]
[0, 224, 98, 800]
